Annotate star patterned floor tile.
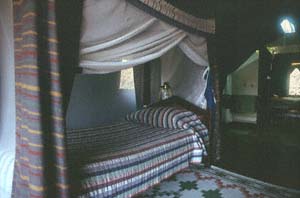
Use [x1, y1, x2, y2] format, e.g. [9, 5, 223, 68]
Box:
[136, 166, 300, 198]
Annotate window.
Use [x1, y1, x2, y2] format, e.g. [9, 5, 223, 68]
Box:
[119, 68, 135, 89]
[289, 68, 300, 96]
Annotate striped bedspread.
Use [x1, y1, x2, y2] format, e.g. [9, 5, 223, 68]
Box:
[126, 106, 209, 153]
[67, 121, 205, 198]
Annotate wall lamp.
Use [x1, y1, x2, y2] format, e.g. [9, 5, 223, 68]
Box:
[280, 18, 296, 34]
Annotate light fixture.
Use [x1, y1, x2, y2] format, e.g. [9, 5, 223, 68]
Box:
[160, 82, 173, 100]
[280, 18, 296, 34]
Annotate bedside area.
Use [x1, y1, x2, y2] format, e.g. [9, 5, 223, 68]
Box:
[270, 96, 300, 126]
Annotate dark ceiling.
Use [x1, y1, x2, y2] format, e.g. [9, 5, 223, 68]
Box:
[167, 0, 300, 75]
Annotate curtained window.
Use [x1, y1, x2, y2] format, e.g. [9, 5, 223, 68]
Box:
[289, 68, 300, 96]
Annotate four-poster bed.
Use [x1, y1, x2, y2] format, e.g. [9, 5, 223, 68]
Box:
[64, 0, 220, 197]
[1, 0, 300, 197]
[1, 0, 222, 197]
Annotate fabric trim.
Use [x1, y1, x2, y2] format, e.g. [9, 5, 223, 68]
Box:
[127, 0, 215, 36]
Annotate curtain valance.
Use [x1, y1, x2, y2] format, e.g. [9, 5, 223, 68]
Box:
[126, 0, 215, 35]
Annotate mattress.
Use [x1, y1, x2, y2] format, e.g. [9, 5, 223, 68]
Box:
[67, 121, 204, 198]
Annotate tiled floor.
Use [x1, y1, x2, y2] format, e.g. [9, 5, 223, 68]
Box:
[137, 166, 300, 198]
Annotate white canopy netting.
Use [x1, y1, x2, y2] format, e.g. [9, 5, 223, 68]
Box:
[79, 0, 215, 108]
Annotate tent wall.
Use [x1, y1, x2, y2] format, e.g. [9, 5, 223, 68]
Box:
[231, 59, 259, 96]
[223, 54, 259, 124]
[66, 74, 136, 129]
[161, 47, 208, 109]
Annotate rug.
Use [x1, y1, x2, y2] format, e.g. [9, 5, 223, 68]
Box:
[136, 166, 300, 198]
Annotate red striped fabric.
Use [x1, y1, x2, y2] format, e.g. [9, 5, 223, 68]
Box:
[12, 0, 73, 197]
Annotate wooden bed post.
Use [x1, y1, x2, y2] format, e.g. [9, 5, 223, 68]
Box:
[207, 36, 222, 165]
[257, 47, 273, 130]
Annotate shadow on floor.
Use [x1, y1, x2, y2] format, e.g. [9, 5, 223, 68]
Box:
[219, 122, 300, 190]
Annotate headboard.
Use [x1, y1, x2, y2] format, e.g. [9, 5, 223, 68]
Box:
[150, 96, 211, 131]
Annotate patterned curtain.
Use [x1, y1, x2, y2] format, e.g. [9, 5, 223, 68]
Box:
[210, 64, 222, 163]
[13, 0, 82, 197]
[207, 37, 221, 164]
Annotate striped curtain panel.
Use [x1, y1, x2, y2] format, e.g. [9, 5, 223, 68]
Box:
[207, 37, 221, 164]
[210, 64, 222, 162]
[13, 0, 81, 197]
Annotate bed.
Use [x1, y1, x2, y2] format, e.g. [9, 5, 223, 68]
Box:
[67, 105, 209, 198]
